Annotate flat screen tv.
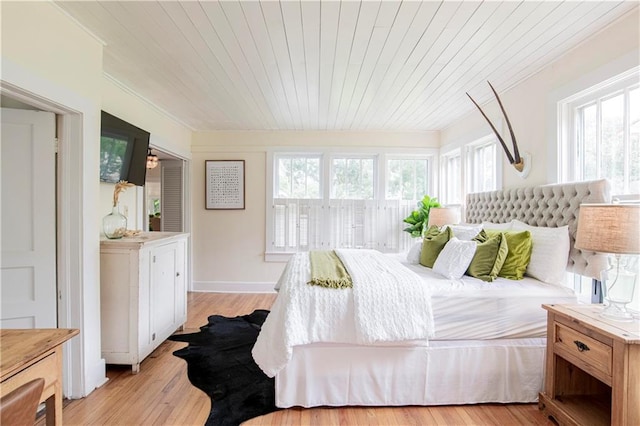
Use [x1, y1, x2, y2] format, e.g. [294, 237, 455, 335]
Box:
[99, 111, 150, 186]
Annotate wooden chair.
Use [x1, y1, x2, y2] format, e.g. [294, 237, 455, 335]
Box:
[0, 378, 44, 426]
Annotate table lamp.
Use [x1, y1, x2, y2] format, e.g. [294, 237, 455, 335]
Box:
[575, 204, 640, 321]
[428, 206, 461, 227]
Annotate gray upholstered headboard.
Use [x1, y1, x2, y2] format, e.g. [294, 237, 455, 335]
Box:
[465, 179, 611, 280]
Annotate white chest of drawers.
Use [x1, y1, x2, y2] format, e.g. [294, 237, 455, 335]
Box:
[100, 232, 189, 373]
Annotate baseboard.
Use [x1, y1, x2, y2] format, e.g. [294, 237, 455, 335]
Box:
[192, 281, 277, 293]
[83, 358, 107, 398]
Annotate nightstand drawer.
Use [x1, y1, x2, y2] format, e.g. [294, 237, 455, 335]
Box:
[554, 323, 612, 379]
[541, 304, 639, 426]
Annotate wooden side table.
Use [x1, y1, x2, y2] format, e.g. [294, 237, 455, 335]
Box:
[539, 304, 639, 426]
[0, 329, 79, 426]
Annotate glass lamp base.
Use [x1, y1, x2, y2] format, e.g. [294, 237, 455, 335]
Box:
[601, 301, 634, 322]
[600, 255, 636, 322]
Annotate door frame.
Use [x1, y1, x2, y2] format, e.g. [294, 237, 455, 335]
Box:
[144, 145, 192, 290]
[1, 59, 107, 398]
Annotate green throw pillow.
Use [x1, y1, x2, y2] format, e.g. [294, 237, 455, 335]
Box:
[419, 226, 452, 268]
[465, 231, 508, 282]
[485, 229, 533, 280]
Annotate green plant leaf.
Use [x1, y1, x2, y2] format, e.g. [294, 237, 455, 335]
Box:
[402, 194, 441, 238]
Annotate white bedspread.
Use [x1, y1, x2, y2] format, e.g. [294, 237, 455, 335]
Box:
[252, 249, 434, 378]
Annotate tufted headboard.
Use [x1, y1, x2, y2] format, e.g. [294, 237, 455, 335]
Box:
[465, 179, 611, 280]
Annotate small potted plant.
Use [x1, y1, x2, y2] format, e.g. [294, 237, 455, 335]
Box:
[402, 195, 441, 237]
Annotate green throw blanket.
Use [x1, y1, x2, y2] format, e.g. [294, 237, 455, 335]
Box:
[308, 250, 353, 289]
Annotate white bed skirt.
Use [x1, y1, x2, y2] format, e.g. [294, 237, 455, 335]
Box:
[275, 338, 546, 408]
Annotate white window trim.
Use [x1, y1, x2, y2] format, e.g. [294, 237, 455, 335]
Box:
[439, 131, 502, 220]
[273, 152, 324, 200]
[465, 134, 502, 194]
[439, 148, 462, 206]
[547, 52, 639, 183]
[329, 153, 378, 200]
[385, 153, 437, 201]
[557, 67, 639, 186]
[265, 147, 438, 261]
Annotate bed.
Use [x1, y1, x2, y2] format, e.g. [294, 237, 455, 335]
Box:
[253, 179, 611, 408]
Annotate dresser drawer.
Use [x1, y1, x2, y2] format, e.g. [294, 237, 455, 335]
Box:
[1, 351, 57, 402]
[554, 322, 612, 380]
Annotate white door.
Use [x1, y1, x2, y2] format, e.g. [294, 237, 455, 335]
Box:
[1, 108, 57, 328]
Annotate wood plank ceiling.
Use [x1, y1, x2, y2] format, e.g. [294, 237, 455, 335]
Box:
[54, 1, 637, 132]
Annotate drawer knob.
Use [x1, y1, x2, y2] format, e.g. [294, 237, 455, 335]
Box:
[574, 340, 590, 352]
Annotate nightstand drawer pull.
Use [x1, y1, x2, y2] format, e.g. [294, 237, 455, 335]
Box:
[574, 340, 590, 352]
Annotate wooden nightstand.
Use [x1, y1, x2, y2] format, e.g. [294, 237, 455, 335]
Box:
[539, 304, 640, 426]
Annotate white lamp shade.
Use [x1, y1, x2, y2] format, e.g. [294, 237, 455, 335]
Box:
[428, 207, 461, 227]
[575, 204, 640, 254]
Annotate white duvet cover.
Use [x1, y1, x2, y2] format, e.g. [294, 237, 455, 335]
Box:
[393, 254, 578, 339]
[252, 249, 435, 377]
[253, 250, 577, 379]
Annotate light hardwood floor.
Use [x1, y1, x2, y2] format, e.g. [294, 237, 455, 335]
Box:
[55, 292, 553, 425]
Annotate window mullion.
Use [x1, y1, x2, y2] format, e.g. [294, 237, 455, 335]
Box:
[411, 161, 418, 198]
[304, 158, 308, 196]
[596, 98, 602, 178]
[576, 107, 583, 180]
[323, 153, 331, 248]
[623, 88, 630, 193]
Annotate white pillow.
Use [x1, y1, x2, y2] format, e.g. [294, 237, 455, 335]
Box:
[511, 220, 570, 285]
[482, 221, 513, 230]
[449, 224, 483, 240]
[406, 240, 422, 264]
[432, 237, 477, 279]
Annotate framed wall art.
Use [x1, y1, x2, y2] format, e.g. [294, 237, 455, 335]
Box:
[205, 160, 245, 210]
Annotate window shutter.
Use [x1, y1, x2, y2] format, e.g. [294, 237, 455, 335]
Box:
[298, 200, 324, 250]
[161, 160, 183, 232]
[272, 201, 287, 250]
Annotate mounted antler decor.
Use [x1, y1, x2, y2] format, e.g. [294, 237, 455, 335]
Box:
[467, 81, 531, 178]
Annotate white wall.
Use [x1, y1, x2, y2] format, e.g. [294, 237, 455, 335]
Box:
[100, 76, 193, 230]
[191, 131, 439, 289]
[441, 8, 640, 189]
[1, 1, 194, 397]
[1, 1, 105, 396]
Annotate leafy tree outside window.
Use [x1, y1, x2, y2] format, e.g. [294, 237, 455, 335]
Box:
[576, 86, 639, 195]
[386, 158, 429, 201]
[331, 157, 374, 200]
[276, 155, 321, 199]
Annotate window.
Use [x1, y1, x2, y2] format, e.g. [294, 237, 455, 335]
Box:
[267, 150, 436, 258]
[386, 158, 430, 201]
[275, 155, 321, 198]
[439, 135, 500, 218]
[574, 86, 639, 195]
[440, 150, 462, 205]
[331, 157, 375, 199]
[558, 68, 639, 306]
[272, 154, 322, 252]
[467, 138, 498, 193]
[560, 69, 639, 197]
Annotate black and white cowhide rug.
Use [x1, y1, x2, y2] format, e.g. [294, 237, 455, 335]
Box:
[169, 310, 280, 426]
